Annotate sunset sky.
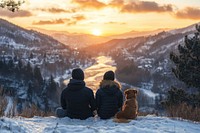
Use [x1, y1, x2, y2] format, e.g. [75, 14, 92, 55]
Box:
[1, 0, 200, 36]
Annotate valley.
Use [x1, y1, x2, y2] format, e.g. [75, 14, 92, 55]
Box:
[0, 18, 200, 115]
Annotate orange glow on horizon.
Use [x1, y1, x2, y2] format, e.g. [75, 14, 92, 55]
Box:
[1, 0, 200, 36]
[91, 29, 102, 36]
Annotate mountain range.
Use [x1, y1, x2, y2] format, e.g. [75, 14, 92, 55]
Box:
[28, 27, 110, 48]
[28, 27, 170, 48]
[84, 22, 199, 93]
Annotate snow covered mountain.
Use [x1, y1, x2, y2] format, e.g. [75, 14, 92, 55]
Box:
[84, 22, 200, 93]
[29, 27, 169, 48]
[29, 27, 111, 48]
[0, 19, 67, 50]
[108, 28, 170, 39]
[0, 18, 94, 114]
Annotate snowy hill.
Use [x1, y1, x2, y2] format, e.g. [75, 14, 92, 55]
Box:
[84, 22, 200, 94]
[0, 18, 94, 113]
[0, 115, 200, 133]
[108, 28, 170, 39]
[0, 19, 67, 49]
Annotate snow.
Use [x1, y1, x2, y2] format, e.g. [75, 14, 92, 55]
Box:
[0, 115, 200, 133]
[120, 82, 157, 99]
[168, 24, 197, 34]
[4, 97, 14, 117]
[15, 30, 40, 42]
[0, 36, 25, 49]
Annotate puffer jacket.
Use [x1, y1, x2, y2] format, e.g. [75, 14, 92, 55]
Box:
[96, 80, 123, 119]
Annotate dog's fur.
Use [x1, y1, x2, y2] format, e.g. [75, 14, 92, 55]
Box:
[115, 89, 138, 120]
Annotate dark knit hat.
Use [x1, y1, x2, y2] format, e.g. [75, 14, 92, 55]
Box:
[103, 70, 115, 81]
[72, 68, 84, 80]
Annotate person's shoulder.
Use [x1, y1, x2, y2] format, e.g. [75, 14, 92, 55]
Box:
[95, 88, 104, 96]
[113, 81, 121, 89]
[117, 89, 123, 96]
[61, 87, 69, 93]
[84, 87, 93, 93]
[96, 88, 102, 93]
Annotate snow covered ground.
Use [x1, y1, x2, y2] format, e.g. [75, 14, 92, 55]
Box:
[0, 115, 200, 133]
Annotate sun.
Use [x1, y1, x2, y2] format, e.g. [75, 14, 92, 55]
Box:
[92, 29, 102, 36]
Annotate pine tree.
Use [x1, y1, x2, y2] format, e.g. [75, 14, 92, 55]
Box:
[49, 75, 57, 91]
[34, 66, 43, 85]
[0, 59, 3, 70]
[29, 52, 34, 59]
[27, 82, 33, 102]
[25, 62, 33, 80]
[46, 75, 58, 103]
[18, 59, 22, 70]
[14, 55, 18, 62]
[8, 59, 14, 70]
[170, 24, 200, 92]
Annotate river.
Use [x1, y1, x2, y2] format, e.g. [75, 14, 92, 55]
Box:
[64, 56, 157, 99]
[84, 56, 116, 93]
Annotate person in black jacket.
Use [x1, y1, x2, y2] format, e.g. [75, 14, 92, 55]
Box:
[96, 70, 123, 119]
[56, 68, 96, 120]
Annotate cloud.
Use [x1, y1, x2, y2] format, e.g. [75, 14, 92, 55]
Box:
[39, 8, 77, 13]
[73, 15, 86, 21]
[40, 8, 67, 13]
[67, 21, 77, 26]
[105, 21, 126, 25]
[175, 7, 200, 20]
[0, 9, 32, 18]
[66, 15, 86, 26]
[33, 19, 67, 25]
[72, 0, 106, 9]
[71, 0, 173, 13]
[120, 1, 173, 13]
[32, 15, 86, 26]
[109, 0, 124, 8]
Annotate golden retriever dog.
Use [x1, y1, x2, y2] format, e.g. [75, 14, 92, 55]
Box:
[115, 89, 138, 120]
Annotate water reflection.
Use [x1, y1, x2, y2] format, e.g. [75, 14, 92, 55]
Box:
[84, 56, 116, 93]
[63, 56, 116, 93]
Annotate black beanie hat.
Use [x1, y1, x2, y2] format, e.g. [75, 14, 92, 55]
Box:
[72, 68, 84, 80]
[103, 70, 115, 81]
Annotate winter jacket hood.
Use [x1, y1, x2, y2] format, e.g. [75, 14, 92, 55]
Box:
[99, 80, 121, 95]
[67, 79, 85, 91]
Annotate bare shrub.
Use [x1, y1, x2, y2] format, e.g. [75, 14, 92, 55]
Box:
[0, 96, 7, 117]
[166, 103, 200, 122]
[18, 104, 55, 118]
[5, 97, 18, 118]
[138, 112, 158, 116]
[0, 87, 7, 116]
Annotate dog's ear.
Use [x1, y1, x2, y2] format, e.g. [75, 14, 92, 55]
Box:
[124, 90, 129, 95]
[134, 89, 138, 95]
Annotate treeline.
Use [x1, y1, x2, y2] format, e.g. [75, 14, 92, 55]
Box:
[162, 25, 200, 122]
[111, 49, 187, 94]
[112, 52, 151, 86]
[0, 56, 59, 113]
[0, 47, 94, 114]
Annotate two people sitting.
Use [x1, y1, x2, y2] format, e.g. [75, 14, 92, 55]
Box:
[56, 68, 123, 120]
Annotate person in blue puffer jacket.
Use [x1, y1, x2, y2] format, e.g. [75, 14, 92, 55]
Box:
[96, 71, 123, 119]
